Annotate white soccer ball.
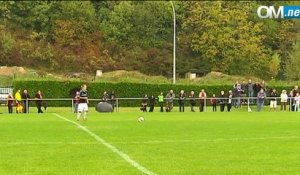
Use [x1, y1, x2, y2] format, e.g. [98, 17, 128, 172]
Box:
[137, 116, 145, 122]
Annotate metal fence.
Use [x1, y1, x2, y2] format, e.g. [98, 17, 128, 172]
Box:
[4, 96, 298, 114]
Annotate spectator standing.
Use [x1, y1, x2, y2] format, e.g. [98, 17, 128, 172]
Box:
[291, 86, 299, 111]
[148, 95, 155, 112]
[219, 91, 226, 112]
[289, 90, 295, 111]
[21, 90, 30, 113]
[166, 90, 175, 112]
[189, 91, 196, 112]
[178, 90, 186, 112]
[140, 94, 148, 112]
[269, 89, 278, 112]
[253, 82, 262, 99]
[261, 80, 267, 91]
[210, 94, 217, 112]
[257, 89, 266, 112]
[7, 93, 14, 114]
[280, 90, 288, 111]
[14, 89, 21, 114]
[233, 81, 239, 88]
[233, 81, 239, 107]
[109, 91, 116, 111]
[199, 89, 207, 112]
[241, 80, 247, 104]
[74, 91, 80, 113]
[247, 79, 254, 104]
[101, 91, 109, 102]
[158, 92, 164, 112]
[234, 83, 243, 108]
[227, 90, 233, 112]
[35, 90, 43, 113]
[294, 93, 300, 112]
[292, 86, 299, 97]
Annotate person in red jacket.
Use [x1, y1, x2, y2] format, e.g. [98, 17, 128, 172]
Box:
[210, 94, 217, 112]
[74, 91, 80, 113]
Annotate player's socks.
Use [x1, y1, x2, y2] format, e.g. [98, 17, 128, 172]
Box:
[83, 111, 87, 121]
[77, 112, 81, 121]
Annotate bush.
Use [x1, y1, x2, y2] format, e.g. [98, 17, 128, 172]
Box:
[13, 80, 295, 107]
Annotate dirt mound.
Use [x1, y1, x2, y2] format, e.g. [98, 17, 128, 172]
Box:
[0, 66, 27, 76]
[207, 71, 224, 77]
[103, 70, 146, 78]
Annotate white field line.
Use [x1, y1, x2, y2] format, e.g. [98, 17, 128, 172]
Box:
[111, 136, 300, 144]
[53, 113, 156, 175]
[0, 142, 98, 145]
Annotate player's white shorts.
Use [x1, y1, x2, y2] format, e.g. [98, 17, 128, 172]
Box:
[78, 103, 88, 112]
[270, 100, 277, 108]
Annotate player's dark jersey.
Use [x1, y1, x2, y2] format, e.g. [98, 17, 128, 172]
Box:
[79, 90, 88, 103]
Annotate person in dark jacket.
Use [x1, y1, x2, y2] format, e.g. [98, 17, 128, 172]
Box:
[189, 90, 196, 112]
[109, 91, 116, 111]
[35, 90, 43, 113]
[21, 89, 30, 113]
[292, 85, 299, 97]
[101, 91, 109, 102]
[227, 90, 233, 112]
[289, 90, 294, 111]
[253, 82, 262, 98]
[178, 90, 186, 112]
[148, 95, 155, 112]
[219, 91, 226, 112]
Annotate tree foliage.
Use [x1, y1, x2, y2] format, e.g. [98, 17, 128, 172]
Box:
[0, 1, 299, 80]
[285, 37, 300, 80]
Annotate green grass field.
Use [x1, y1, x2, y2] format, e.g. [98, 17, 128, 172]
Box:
[1, 108, 300, 175]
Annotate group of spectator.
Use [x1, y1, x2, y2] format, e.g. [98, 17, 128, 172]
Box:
[139, 79, 300, 112]
[140, 89, 228, 113]
[7, 89, 45, 114]
[6, 80, 300, 113]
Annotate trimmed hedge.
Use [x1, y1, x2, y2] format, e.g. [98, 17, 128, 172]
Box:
[13, 80, 295, 107]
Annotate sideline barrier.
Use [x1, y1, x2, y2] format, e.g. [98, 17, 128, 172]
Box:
[5, 97, 296, 114]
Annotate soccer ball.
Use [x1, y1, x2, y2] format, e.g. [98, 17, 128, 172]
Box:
[137, 116, 145, 122]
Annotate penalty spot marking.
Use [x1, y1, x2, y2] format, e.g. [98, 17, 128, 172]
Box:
[53, 113, 156, 175]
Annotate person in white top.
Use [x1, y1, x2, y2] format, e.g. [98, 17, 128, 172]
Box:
[294, 93, 300, 112]
[280, 90, 288, 111]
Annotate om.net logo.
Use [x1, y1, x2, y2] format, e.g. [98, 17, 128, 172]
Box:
[257, 6, 300, 19]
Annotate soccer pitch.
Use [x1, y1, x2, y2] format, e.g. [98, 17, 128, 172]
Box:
[1, 110, 300, 175]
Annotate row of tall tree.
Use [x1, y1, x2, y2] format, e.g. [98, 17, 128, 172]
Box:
[0, 1, 300, 80]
